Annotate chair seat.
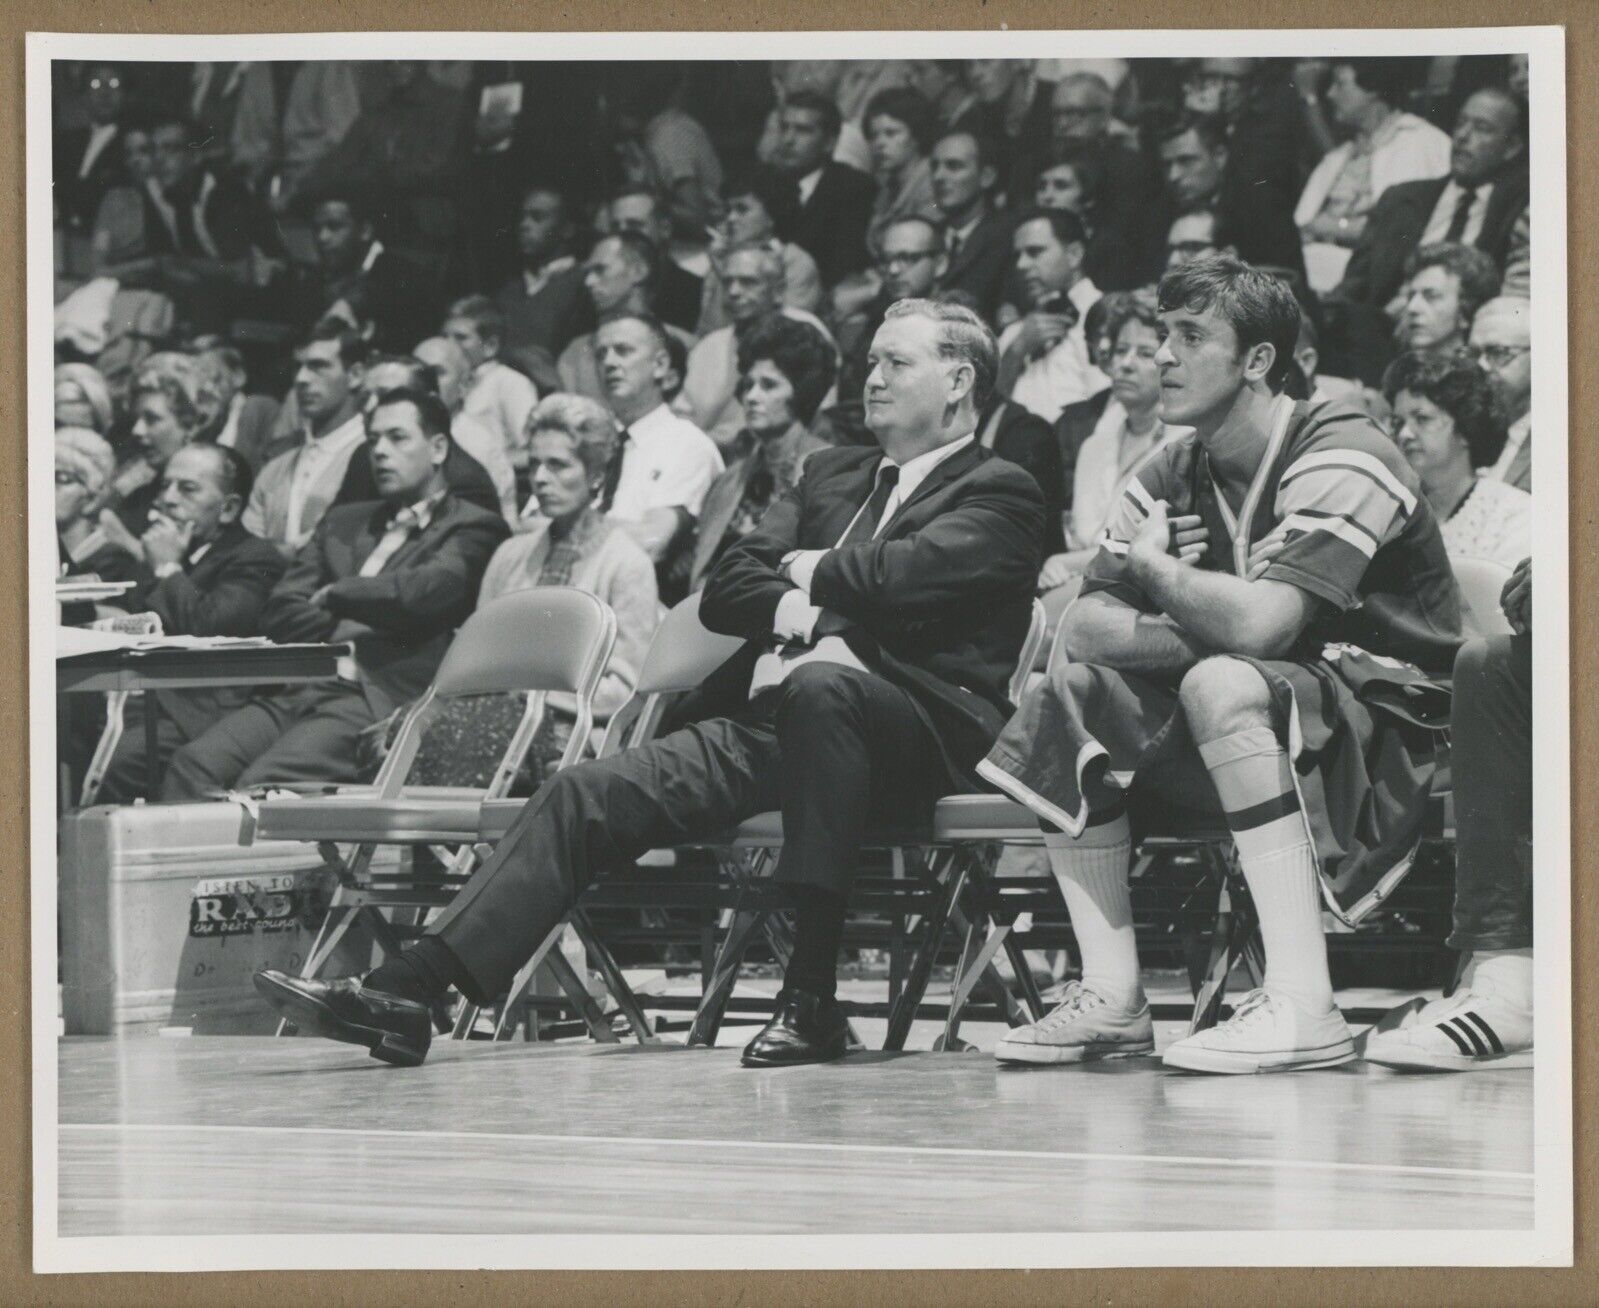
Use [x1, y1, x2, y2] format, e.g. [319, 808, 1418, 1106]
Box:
[254, 795, 487, 844]
[930, 793, 1039, 838]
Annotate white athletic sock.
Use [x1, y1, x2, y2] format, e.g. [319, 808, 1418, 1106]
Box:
[1199, 727, 1335, 1014]
[1042, 813, 1142, 1008]
[1461, 948, 1534, 1011]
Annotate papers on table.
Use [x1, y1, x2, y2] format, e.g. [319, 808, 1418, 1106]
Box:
[56, 627, 275, 659]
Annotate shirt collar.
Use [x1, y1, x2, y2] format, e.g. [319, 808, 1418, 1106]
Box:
[625, 403, 677, 443]
[873, 433, 976, 503]
[360, 239, 385, 274]
[389, 488, 448, 532]
[189, 539, 214, 565]
[523, 255, 576, 294]
[303, 411, 367, 452]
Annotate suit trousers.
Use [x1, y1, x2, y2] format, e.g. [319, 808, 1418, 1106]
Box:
[1447, 634, 1532, 952]
[428, 661, 950, 1003]
[161, 680, 380, 800]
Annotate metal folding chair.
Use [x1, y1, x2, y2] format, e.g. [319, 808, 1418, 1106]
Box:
[240, 586, 616, 1036]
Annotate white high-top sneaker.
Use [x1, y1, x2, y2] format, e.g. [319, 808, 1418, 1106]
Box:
[1363, 990, 1532, 1071]
[994, 980, 1155, 1065]
[1162, 988, 1355, 1074]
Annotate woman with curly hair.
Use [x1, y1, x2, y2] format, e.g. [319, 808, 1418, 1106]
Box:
[1383, 347, 1529, 568]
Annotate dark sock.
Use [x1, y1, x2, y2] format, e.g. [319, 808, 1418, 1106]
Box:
[365, 937, 463, 1004]
[783, 884, 847, 1002]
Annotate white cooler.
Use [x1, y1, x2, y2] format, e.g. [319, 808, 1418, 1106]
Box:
[61, 802, 383, 1035]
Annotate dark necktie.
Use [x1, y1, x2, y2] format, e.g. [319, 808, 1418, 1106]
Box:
[598, 429, 630, 513]
[840, 465, 900, 546]
[1444, 185, 1477, 243]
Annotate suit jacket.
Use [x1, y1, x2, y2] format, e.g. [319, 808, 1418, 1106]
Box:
[940, 208, 1017, 324]
[1052, 388, 1113, 509]
[1338, 170, 1531, 307]
[336, 440, 505, 523]
[262, 494, 510, 716]
[55, 124, 126, 234]
[787, 162, 875, 287]
[982, 399, 1065, 555]
[140, 169, 282, 263]
[131, 521, 291, 737]
[653, 259, 705, 336]
[695, 441, 1046, 785]
[287, 245, 442, 355]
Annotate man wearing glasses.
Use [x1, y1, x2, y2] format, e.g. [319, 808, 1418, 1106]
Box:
[835, 217, 949, 409]
[1468, 296, 1533, 491]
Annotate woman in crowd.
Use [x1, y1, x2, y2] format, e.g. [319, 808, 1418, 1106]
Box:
[862, 86, 940, 258]
[88, 117, 159, 277]
[1031, 144, 1141, 292]
[189, 340, 284, 473]
[697, 167, 823, 333]
[682, 314, 836, 595]
[1383, 348, 1530, 569]
[56, 426, 137, 589]
[404, 394, 660, 792]
[1039, 290, 1190, 610]
[104, 351, 216, 547]
[54, 361, 116, 434]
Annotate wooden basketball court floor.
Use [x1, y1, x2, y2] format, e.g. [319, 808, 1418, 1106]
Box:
[57, 1005, 1534, 1238]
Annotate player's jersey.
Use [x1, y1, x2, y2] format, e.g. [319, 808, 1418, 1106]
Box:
[1084, 395, 1463, 672]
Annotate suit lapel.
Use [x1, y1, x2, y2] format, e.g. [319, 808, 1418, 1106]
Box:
[381, 498, 452, 573]
[882, 441, 984, 530]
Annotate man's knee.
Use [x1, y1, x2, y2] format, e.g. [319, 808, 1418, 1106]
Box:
[1178, 656, 1273, 743]
[1452, 636, 1494, 693]
[775, 662, 867, 728]
[160, 742, 216, 801]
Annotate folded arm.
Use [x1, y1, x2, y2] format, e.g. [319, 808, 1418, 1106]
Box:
[322, 518, 510, 637]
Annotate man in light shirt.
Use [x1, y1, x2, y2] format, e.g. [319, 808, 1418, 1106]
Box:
[252, 299, 1045, 1071]
[442, 295, 539, 477]
[243, 321, 368, 557]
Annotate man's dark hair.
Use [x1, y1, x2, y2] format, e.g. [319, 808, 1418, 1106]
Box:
[446, 294, 506, 346]
[783, 89, 842, 141]
[1334, 57, 1425, 110]
[1157, 254, 1302, 391]
[933, 127, 1000, 177]
[863, 86, 940, 153]
[608, 184, 667, 221]
[304, 319, 367, 370]
[368, 386, 453, 440]
[1403, 242, 1504, 325]
[1382, 348, 1508, 467]
[1155, 112, 1228, 155]
[723, 164, 802, 238]
[1466, 84, 1529, 143]
[305, 186, 374, 231]
[1015, 206, 1087, 250]
[363, 353, 439, 394]
[600, 228, 660, 282]
[736, 315, 840, 425]
[1037, 143, 1106, 209]
[661, 330, 689, 403]
[185, 439, 255, 505]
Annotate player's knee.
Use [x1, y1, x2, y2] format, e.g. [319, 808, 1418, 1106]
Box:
[1178, 656, 1272, 741]
[1451, 636, 1491, 691]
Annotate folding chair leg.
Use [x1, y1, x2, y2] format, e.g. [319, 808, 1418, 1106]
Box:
[936, 904, 989, 1052]
[883, 852, 967, 1051]
[490, 925, 578, 1040]
[78, 691, 130, 808]
[569, 910, 661, 1044]
[1188, 873, 1257, 1035]
[687, 903, 772, 1047]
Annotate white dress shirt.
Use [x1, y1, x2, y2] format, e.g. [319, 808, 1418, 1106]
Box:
[796, 168, 824, 207]
[78, 123, 119, 180]
[608, 403, 725, 522]
[1000, 277, 1111, 425]
[751, 435, 976, 694]
[1421, 178, 1495, 248]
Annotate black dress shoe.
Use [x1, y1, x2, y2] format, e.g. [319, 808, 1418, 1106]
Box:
[254, 970, 432, 1067]
[741, 988, 849, 1067]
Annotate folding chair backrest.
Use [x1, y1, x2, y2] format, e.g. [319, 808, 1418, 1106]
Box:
[1451, 555, 1516, 639]
[599, 592, 744, 757]
[1011, 599, 1046, 704]
[375, 586, 618, 796]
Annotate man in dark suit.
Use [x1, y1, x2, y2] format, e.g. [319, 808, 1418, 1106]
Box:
[772, 90, 875, 288]
[929, 130, 1015, 324]
[606, 188, 705, 336]
[1335, 88, 1528, 310]
[162, 389, 509, 799]
[54, 62, 128, 239]
[254, 299, 1047, 1068]
[98, 444, 289, 802]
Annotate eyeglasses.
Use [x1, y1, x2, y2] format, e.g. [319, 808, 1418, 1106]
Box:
[1466, 344, 1530, 367]
[880, 250, 938, 270]
[88, 76, 122, 91]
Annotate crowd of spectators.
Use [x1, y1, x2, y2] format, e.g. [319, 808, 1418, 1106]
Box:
[53, 54, 1536, 800]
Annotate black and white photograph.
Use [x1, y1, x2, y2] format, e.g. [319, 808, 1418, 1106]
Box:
[28, 25, 1571, 1272]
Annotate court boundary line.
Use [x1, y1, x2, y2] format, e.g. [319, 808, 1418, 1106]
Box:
[60, 1121, 1535, 1183]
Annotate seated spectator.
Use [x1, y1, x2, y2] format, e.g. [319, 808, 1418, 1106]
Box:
[86, 116, 157, 278]
[1180, 58, 1303, 204]
[997, 209, 1109, 425]
[107, 351, 216, 543]
[162, 388, 510, 799]
[1336, 87, 1528, 308]
[606, 68, 724, 263]
[1384, 348, 1530, 569]
[54, 63, 130, 249]
[603, 187, 705, 334]
[54, 362, 115, 435]
[1031, 144, 1141, 292]
[863, 87, 940, 257]
[1469, 296, 1532, 491]
[286, 188, 441, 355]
[1295, 59, 1451, 294]
[697, 168, 823, 333]
[243, 321, 369, 557]
[769, 89, 875, 287]
[906, 59, 977, 134]
[1151, 113, 1304, 282]
[1046, 71, 1153, 251]
[833, 216, 948, 416]
[972, 389, 1065, 562]
[406, 397, 661, 791]
[442, 295, 539, 477]
[681, 243, 833, 449]
[1039, 289, 1189, 609]
[1397, 242, 1501, 359]
[56, 427, 139, 592]
[1051, 291, 1129, 500]
[557, 233, 695, 402]
[928, 129, 1014, 323]
[956, 60, 1055, 203]
[594, 314, 724, 569]
[190, 341, 284, 473]
[409, 338, 520, 521]
[682, 315, 836, 594]
[492, 185, 593, 357]
[1365, 563, 1532, 1071]
[1164, 207, 1234, 270]
[96, 444, 289, 801]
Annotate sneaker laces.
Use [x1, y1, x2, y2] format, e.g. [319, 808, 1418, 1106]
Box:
[1217, 988, 1276, 1031]
[1034, 981, 1105, 1031]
